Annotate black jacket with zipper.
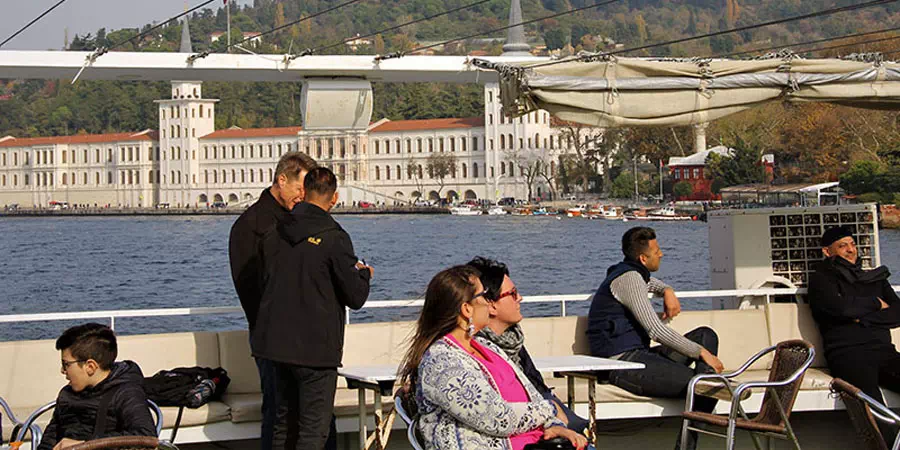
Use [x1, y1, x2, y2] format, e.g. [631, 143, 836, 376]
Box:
[38, 361, 156, 450]
[251, 202, 371, 367]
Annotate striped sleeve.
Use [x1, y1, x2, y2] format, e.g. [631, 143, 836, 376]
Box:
[647, 277, 672, 296]
[610, 272, 702, 359]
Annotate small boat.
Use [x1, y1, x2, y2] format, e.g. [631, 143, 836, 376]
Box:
[625, 206, 693, 221]
[532, 207, 553, 216]
[487, 206, 507, 215]
[449, 205, 482, 216]
[566, 204, 587, 217]
[511, 207, 533, 216]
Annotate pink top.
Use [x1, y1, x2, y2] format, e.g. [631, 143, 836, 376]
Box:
[446, 334, 543, 450]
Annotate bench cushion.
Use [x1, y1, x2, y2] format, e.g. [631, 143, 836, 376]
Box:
[223, 388, 391, 423]
[217, 331, 259, 395]
[664, 309, 773, 371]
[118, 332, 221, 376]
[765, 304, 828, 368]
[159, 401, 231, 428]
[0, 339, 69, 409]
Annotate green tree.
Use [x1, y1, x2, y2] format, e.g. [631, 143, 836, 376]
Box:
[840, 160, 884, 195]
[543, 29, 568, 50]
[426, 152, 457, 199]
[706, 136, 765, 190]
[674, 181, 694, 199]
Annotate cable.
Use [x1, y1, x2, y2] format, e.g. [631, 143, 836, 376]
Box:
[106, 0, 217, 52]
[374, 0, 624, 61]
[795, 33, 900, 55]
[524, 0, 899, 69]
[0, 0, 69, 49]
[218, 0, 368, 55]
[295, 0, 494, 58]
[714, 25, 900, 58]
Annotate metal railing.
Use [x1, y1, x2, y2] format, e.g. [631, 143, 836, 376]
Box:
[1, 287, 898, 332]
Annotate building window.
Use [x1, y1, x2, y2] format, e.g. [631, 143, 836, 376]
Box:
[693, 168, 700, 179]
[461, 138, 467, 152]
[269, 145, 273, 158]
[462, 163, 467, 178]
[674, 169, 680, 180]
[417, 138, 422, 153]
[375, 166, 381, 180]
[439, 138, 445, 152]
[473, 163, 479, 178]
[374, 141, 380, 155]
[450, 139, 455, 152]
[199, 105, 204, 117]
[386, 166, 391, 180]
[500, 135, 505, 149]
[489, 114, 493, 125]
[428, 138, 434, 152]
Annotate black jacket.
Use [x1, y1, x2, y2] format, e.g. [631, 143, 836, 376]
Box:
[251, 202, 371, 367]
[808, 257, 900, 357]
[38, 361, 156, 450]
[229, 188, 291, 332]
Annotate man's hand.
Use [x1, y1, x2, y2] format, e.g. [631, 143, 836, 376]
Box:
[355, 262, 374, 279]
[879, 298, 890, 310]
[53, 438, 84, 450]
[662, 288, 682, 320]
[699, 348, 724, 374]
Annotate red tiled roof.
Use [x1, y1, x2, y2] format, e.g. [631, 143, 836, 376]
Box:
[369, 117, 483, 133]
[0, 130, 157, 148]
[201, 126, 302, 140]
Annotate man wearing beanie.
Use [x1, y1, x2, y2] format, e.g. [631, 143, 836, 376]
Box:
[808, 225, 900, 440]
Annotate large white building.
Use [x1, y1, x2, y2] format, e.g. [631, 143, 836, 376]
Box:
[0, 79, 587, 208]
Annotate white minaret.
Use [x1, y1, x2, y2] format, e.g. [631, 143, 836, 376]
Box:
[153, 16, 218, 206]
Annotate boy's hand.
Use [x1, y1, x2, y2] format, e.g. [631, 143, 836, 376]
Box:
[54, 438, 84, 450]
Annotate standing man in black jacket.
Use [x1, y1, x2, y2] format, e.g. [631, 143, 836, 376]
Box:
[254, 167, 372, 450]
[228, 151, 317, 450]
[39, 323, 156, 450]
[808, 226, 900, 439]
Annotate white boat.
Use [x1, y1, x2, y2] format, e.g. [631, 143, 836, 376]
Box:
[566, 204, 587, 217]
[449, 205, 482, 216]
[487, 206, 507, 215]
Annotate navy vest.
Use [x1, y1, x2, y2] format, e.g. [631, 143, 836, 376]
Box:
[587, 259, 653, 357]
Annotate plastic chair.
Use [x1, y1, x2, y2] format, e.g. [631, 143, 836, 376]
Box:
[16, 399, 164, 445]
[831, 378, 900, 450]
[680, 340, 815, 450]
[394, 388, 424, 450]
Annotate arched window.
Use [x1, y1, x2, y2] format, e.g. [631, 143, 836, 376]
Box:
[375, 141, 380, 154]
[222, 170, 226, 184]
[417, 138, 422, 153]
[232, 170, 236, 183]
[428, 138, 434, 152]
[508, 134, 514, 148]
[249, 170, 254, 183]
[268, 168, 273, 182]
[473, 162, 479, 178]
[406, 139, 412, 153]
[500, 134, 505, 149]
[199, 105, 204, 117]
[241, 170, 246, 183]
[439, 138, 445, 152]
[396, 165, 401, 180]
[213, 171, 218, 183]
[472, 137, 479, 151]
[461, 138, 467, 152]
[450, 138, 455, 152]
[62, 173, 67, 185]
[462, 163, 467, 178]
[501, 163, 506, 175]
[375, 166, 381, 180]
[386, 166, 391, 180]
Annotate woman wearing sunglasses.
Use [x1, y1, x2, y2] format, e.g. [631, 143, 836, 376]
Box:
[399, 265, 587, 450]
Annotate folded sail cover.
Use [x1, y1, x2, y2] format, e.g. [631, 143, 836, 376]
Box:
[481, 56, 900, 128]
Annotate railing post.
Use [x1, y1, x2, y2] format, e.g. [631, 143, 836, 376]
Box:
[346, 307, 350, 325]
[109, 316, 115, 330]
[561, 299, 567, 317]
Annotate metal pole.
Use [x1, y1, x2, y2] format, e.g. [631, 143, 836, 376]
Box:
[659, 160, 663, 201]
[632, 154, 638, 202]
[226, 0, 231, 53]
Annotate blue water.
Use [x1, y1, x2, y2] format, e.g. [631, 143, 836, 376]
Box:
[1, 215, 898, 341]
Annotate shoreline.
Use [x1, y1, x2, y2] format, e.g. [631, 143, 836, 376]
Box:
[0, 206, 450, 217]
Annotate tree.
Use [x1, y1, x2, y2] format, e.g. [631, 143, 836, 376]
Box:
[840, 160, 884, 195]
[406, 155, 425, 199]
[673, 181, 694, 199]
[706, 136, 766, 191]
[556, 123, 606, 193]
[505, 147, 548, 201]
[543, 29, 568, 50]
[426, 153, 457, 199]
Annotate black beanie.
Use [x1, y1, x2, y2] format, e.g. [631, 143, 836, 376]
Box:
[821, 226, 854, 247]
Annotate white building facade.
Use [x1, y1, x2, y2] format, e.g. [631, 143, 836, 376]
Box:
[0, 80, 586, 208]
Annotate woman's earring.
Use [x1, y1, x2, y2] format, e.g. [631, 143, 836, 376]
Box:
[466, 317, 475, 338]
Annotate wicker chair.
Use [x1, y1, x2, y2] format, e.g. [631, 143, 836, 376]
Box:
[65, 436, 177, 450]
[15, 399, 164, 445]
[394, 386, 424, 450]
[831, 378, 900, 450]
[680, 340, 815, 450]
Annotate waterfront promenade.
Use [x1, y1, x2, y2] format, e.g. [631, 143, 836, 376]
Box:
[0, 205, 449, 216]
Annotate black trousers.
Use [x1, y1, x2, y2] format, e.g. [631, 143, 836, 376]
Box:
[828, 345, 900, 444]
[272, 363, 338, 450]
[608, 327, 719, 450]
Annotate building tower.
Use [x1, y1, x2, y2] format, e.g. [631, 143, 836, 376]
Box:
[501, 0, 531, 56]
[154, 16, 218, 206]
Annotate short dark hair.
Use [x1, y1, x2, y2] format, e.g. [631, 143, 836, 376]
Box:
[622, 226, 657, 261]
[466, 257, 510, 301]
[273, 151, 317, 184]
[304, 167, 337, 199]
[55, 323, 117, 370]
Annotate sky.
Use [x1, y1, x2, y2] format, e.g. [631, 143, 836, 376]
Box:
[0, 0, 251, 51]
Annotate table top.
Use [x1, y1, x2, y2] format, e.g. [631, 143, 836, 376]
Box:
[338, 355, 643, 384]
[531, 355, 644, 372]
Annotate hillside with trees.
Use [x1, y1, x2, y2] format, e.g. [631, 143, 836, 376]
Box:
[2, 0, 900, 195]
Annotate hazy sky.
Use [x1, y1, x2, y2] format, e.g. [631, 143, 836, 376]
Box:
[1, 0, 251, 51]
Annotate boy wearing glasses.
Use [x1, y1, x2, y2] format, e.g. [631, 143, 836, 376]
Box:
[39, 323, 155, 450]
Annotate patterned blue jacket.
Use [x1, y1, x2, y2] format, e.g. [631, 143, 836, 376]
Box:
[416, 336, 564, 449]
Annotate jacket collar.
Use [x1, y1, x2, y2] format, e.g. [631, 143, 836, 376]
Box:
[621, 257, 652, 283]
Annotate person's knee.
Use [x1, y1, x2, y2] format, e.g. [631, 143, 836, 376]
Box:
[691, 326, 719, 350]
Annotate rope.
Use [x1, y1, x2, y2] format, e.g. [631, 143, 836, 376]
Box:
[1, 0, 70, 49]
[713, 25, 900, 58]
[107, 0, 217, 52]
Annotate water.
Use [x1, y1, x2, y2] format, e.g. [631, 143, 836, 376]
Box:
[2, 215, 898, 341]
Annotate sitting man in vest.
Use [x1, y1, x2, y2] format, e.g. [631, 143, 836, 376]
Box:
[39, 323, 156, 450]
[468, 256, 590, 435]
[587, 226, 723, 450]
[808, 225, 900, 441]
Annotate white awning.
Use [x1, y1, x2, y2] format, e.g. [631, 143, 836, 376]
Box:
[476, 54, 900, 128]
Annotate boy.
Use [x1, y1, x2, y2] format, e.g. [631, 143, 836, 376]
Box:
[39, 323, 156, 450]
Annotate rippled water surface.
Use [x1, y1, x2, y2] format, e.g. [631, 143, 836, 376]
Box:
[2, 214, 898, 340]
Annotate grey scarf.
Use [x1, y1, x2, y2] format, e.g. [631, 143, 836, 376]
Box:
[477, 324, 525, 367]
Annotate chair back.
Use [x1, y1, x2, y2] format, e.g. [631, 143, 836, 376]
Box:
[754, 340, 814, 426]
[17, 399, 164, 444]
[394, 385, 424, 450]
[831, 378, 890, 450]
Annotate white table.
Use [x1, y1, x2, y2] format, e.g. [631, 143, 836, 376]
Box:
[532, 355, 645, 446]
[338, 365, 400, 450]
[339, 356, 644, 450]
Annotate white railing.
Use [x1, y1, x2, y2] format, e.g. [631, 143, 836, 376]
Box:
[1, 287, 898, 331]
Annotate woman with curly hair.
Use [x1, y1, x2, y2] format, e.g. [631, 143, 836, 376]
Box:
[399, 265, 587, 450]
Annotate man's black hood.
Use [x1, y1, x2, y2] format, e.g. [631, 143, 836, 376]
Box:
[279, 202, 339, 245]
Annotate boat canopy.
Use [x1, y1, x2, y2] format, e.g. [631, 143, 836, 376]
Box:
[474, 53, 900, 128]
